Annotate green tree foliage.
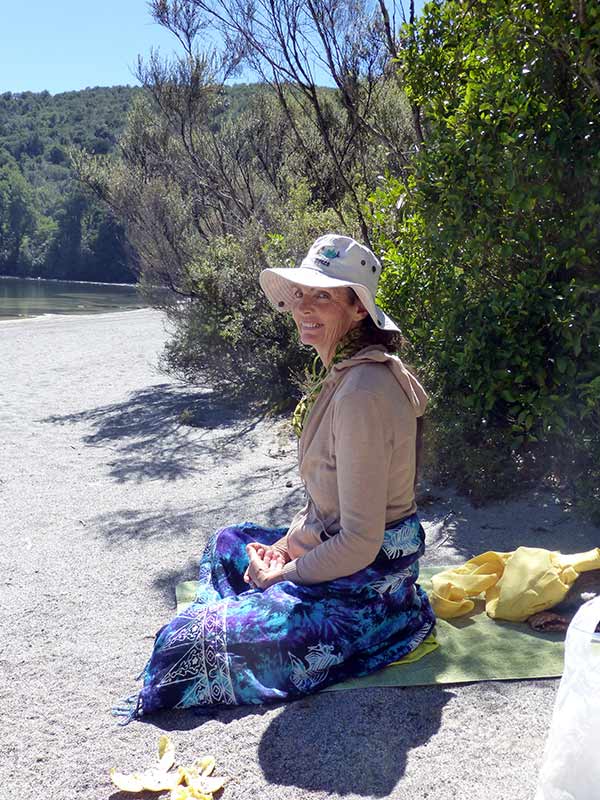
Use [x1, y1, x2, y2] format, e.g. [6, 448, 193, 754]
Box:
[151, 0, 421, 242]
[0, 164, 37, 272]
[0, 87, 139, 280]
[74, 0, 599, 516]
[77, 71, 351, 397]
[373, 0, 600, 514]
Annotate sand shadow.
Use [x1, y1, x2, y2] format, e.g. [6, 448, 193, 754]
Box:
[40, 384, 270, 483]
[125, 683, 451, 797]
[419, 485, 600, 566]
[90, 505, 208, 544]
[204, 474, 305, 528]
[140, 701, 277, 731]
[150, 559, 201, 606]
[260, 485, 305, 526]
[257, 687, 453, 796]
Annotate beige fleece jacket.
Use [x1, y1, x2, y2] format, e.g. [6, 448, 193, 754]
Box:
[277, 346, 428, 585]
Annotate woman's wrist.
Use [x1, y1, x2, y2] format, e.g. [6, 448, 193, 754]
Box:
[279, 559, 300, 583]
[267, 543, 290, 564]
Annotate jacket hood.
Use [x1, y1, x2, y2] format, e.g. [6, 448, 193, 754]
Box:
[329, 346, 429, 417]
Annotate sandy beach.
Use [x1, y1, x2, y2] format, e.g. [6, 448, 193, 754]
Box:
[2, 308, 598, 800]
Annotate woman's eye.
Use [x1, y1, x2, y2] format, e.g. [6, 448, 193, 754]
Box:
[317, 292, 330, 299]
[293, 289, 303, 298]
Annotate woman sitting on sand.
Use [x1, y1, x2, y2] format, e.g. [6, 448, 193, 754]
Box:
[115, 234, 436, 721]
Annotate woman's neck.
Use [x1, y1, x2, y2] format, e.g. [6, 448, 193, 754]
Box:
[315, 323, 364, 368]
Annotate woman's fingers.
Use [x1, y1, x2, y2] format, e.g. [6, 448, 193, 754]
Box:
[268, 550, 285, 566]
[246, 542, 266, 559]
[244, 546, 265, 584]
[249, 548, 265, 563]
[247, 548, 263, 572]
[243, 565, 258, 588]
[246, 548, 285, 590]
[261, 547, 284, 566]
[247, 543, 282, 569]
[245, 546, 285, 588]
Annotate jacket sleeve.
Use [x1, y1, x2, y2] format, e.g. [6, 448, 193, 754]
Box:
[270, 533, 291, 561]
[280, 389, 394, 584]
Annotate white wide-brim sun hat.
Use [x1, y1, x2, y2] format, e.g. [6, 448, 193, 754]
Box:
[259, 233, 400, 332]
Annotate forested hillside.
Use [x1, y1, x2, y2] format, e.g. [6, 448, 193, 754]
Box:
[0, 86, 138, 281]
[0, 83, 260, 282]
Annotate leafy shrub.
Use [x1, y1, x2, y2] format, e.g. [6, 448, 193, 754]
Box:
[157, 226, 305, 400]
[373, 0, 600, 515]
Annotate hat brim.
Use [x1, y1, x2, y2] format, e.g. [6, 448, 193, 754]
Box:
[259, 267, 401, 333]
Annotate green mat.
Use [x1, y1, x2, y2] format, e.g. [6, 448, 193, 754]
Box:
[175, 566, 566, 688]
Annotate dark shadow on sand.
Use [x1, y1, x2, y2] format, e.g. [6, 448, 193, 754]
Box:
[40, 384, 273, 483]
[136, 700, 276, 733]
[89, 473, 303, 547]
[150, 559, 200, 606]
[256, 688, 453, 796]
[91, 506, 208, 544]
[418, 487, 600, 565]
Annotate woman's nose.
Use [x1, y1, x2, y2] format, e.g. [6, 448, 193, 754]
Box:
[299, 294, 314, 312]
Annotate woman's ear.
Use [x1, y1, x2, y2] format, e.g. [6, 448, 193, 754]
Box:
[353, 300, 369, 321]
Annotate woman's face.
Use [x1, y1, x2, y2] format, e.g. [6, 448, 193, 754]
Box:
[290, 284, 367, 365]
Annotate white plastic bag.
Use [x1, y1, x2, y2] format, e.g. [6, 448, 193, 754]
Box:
[535, 596, 600, 800]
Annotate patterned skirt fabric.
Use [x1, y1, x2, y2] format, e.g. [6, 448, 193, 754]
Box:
[120, 516, 436, 720]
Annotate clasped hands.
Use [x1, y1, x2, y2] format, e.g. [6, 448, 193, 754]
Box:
[243, 542, 288, 590]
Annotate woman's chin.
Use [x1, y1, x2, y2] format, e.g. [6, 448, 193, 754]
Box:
[300, 331, 324, 346]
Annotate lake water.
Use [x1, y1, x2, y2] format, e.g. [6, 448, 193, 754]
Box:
[0, 276, 147, 321]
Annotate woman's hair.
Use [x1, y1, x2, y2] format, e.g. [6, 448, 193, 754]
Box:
[346, 288, 424, 486]
[345, 288, 406, 352]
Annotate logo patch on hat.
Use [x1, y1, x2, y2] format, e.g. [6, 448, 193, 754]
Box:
[314, 245, 340, 268]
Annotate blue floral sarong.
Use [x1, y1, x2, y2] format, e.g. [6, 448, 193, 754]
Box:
[117, 515, 435, 720]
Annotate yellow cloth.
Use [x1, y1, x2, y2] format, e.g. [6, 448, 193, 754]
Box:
[388, 632, 439, 666]
[431, 547, 600, 622]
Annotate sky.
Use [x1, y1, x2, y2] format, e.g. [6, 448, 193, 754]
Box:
[1, 0, 425, 95]
[1, 1, 178, 94]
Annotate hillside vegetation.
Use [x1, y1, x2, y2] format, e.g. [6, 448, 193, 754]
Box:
[0, 83, 261, 281]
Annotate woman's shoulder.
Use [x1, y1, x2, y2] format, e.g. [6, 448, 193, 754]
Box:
[335, 358, 403, 399]
[331, 348, 427, 418]
[332, 366, 413, 429]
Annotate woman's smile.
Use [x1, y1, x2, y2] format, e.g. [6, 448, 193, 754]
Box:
[298, 320, 326, 345]
[300, 321, 324, 332]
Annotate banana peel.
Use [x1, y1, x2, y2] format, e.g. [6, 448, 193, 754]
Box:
[110, 765, 184, 793]
[195, 755, 216, 776]
[110, 735, 226, 797]
[181, 767, 227, 795]
[110, 770, 146, 792]
[158, 733, 176, 772]
[170, 787, 213, 800]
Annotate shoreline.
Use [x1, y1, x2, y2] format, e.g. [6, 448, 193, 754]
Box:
[0, 305, 152, 325]
[0, 273, 139, 288]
